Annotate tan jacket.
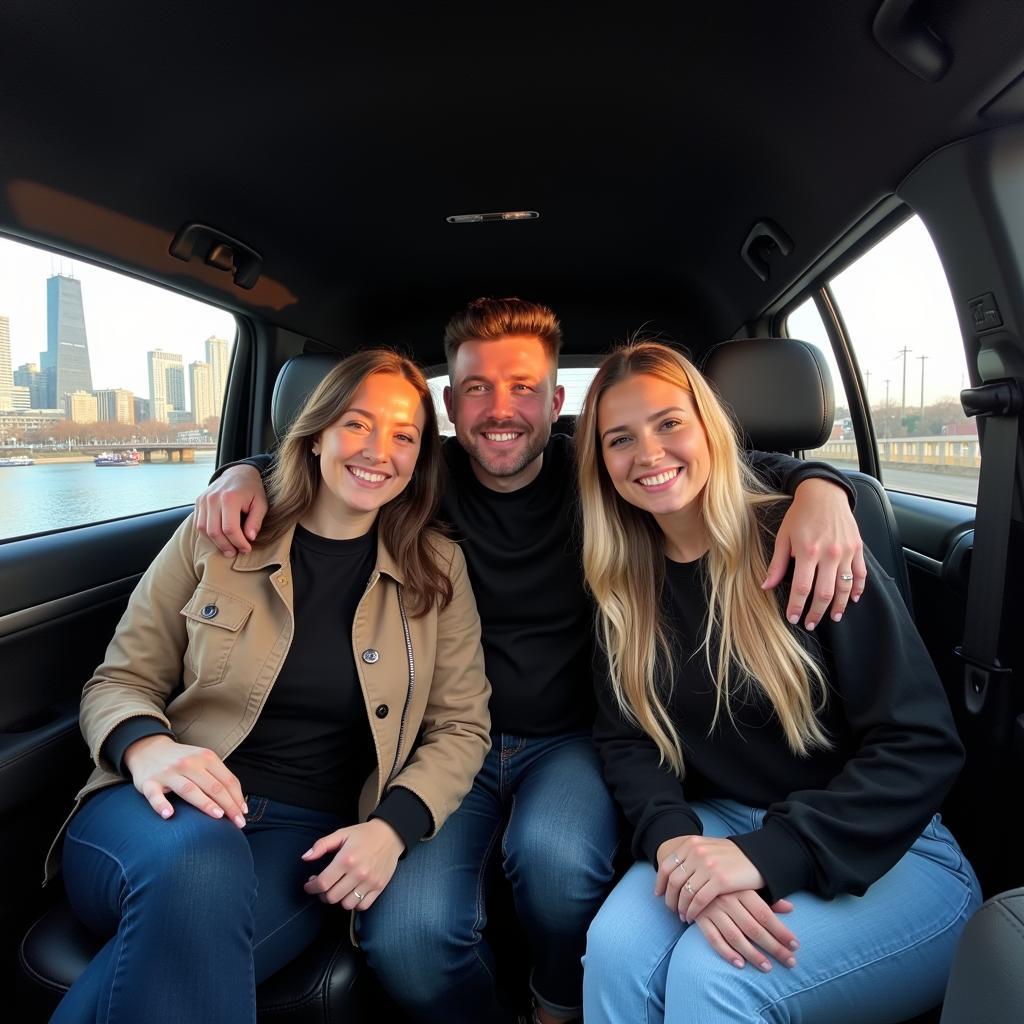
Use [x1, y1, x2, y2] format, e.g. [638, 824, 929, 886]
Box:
[45, 514, 491, 881]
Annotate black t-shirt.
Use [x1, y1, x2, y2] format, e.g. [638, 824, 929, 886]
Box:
[440, 433, 594, 736]
[225, 524, 377, 816]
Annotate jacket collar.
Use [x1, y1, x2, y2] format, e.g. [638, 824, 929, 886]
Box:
[231, 520, 405, 584]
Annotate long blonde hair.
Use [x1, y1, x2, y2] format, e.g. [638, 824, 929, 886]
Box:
[577, 341, 830, 775]
[261, 349, 452, 616]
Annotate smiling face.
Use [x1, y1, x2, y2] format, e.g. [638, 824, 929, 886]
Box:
[443, 334, 565, 491]
[597, 371, 712, 552]
[304, 371, 427, 538]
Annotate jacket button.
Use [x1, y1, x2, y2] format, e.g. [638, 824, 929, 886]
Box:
[361, 649, 380, 664]
[200, 604, 218, 619]
[375, 704, 389, 719]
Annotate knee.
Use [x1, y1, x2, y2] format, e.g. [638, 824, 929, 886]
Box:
[584, 901, 628, 976]
[140, 811, 254, 904]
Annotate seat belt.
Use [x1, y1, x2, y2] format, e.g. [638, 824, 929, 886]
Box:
[955, 378, 1023, 713]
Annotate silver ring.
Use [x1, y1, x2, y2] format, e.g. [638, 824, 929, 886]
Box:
[685, 881, 695, 895]
[839, 574, 854, 582]
[672, 853, 681, 866]
[353, 890, 364, 902]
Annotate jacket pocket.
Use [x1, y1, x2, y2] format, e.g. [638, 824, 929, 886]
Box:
[180, 586, 254, 687]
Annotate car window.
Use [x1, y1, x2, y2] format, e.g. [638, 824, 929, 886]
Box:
[785, 298, 860, 471]
[826, 216, 979, 504]
[0, 236, 236, 541]
[426, 365, 599, 432]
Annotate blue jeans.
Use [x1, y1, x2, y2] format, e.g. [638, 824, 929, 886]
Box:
[358, 731, 619, 1022]
[583, 799, 982, 1024]
[52, 784, 347, 1024]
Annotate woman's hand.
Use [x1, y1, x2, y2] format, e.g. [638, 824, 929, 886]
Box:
[124, 734, 247, 827]
[764, 477, 867, 630]
[692, 891, 799, 971]
[195, 464, 268, 557]
[656, 835, 765, 922]
[301, 819, 405, 911]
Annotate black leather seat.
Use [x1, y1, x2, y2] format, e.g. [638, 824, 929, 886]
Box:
[939, 886, 1024, 1022]
[703, 337, 913, 611]
[18, 351, 401, 1023]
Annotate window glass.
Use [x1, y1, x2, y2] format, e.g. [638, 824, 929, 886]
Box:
[426, 365, 599, 433]
[828, 215, 978, 503]
[785, 298, 859, 470]
[0, 236, 236, 541]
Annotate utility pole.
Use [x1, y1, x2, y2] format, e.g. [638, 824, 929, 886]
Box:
[917, 355, 929, 414]
[884, 378, 891, 438]
[896, 346, 912, 418]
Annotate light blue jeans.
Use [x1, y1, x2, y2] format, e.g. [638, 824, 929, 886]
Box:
[359, 730, 619, 1022]
[583, 799, 981, 1024]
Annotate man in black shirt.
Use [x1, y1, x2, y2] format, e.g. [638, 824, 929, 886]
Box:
[196, 298, 865, 1024]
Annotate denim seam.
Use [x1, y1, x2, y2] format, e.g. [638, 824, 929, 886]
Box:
[252, 897, 318, 953]
[65, 831, 136, 1024]
[753, 878, 978, 1019]
[247, 796, 269, 823]
[470, 812, 505, 988]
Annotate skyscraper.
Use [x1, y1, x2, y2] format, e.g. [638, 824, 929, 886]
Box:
[41, 275, 93, 407]
[0, 315, 12, 390]
[205, 335, 229, 416]
[14, 363, 50, 408]
[95, 388, 135, 424]
[147, 349, 185, 423]
[189, 361, 215, 426]
[0, 314, 12, 411]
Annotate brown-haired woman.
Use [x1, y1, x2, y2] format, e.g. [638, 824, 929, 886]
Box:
[577, 341, 979, 1023]
[45, 349, 491, 1024]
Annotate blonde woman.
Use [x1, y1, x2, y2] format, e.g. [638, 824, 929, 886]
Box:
[577, 341, 979, 1023]
[45, 350, 490, 1024]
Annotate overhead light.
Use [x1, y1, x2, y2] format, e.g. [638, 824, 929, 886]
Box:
[446, 210, 540, 224]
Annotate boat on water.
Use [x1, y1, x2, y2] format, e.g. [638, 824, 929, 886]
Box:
[94, 450, 141, 467]
[0, 455, 34, 467]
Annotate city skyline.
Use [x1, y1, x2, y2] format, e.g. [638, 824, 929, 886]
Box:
[0, 238, 236, 401]
[0, 260, 233, 424]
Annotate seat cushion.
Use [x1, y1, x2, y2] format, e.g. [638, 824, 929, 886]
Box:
[19, 898, 374, 1023]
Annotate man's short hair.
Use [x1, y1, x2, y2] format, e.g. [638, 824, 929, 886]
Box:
[443, 297, 563, 373]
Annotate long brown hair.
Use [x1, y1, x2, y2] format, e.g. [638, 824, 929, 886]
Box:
[261, 349, 453, 615]
[577, 341, 830, 775]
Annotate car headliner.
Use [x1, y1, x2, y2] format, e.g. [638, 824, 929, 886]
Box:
[1, 1, 1023, 364]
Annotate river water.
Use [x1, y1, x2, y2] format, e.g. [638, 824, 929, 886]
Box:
[0, 455, 217, 541]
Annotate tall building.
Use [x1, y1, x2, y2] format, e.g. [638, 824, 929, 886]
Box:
[14, 363, 49, 408]
[0, 315, 12, 390]
[205, 335, 229, 416]
[64, 389, 98, 423]
[189, 361, 216, 425]
[41, 275, 93, 407]
[94, 388, 135, 424]
[147, 349, 185, 423]
[133, 396, 150, 423]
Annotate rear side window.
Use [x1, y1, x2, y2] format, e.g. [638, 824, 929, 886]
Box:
[786, 215, 978, 504]
[0, 236, 236, 541]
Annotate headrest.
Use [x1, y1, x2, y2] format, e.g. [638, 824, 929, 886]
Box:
[271, 354, 343, 441]
[702, 338, 834, 452]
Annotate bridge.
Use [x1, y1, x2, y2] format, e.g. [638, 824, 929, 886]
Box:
[80, 443, 217, 463]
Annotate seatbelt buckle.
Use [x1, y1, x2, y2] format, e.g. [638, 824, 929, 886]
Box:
[955, 646, 1012, 713]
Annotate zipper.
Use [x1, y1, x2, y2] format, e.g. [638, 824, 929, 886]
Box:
[386, 583, 415, 786]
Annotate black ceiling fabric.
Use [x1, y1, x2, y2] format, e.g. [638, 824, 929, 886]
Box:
[1, 1, 1023, 362]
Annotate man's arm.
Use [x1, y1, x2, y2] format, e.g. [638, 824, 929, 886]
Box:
[748, 452, 867, 630]
[195, 456, 272, 556]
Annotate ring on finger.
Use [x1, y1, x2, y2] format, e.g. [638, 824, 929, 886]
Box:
[839, 573, 854, 582]
[672, 853, 681, 866]
[353, 890, 364, 902]
[685, 881, 695, 895]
